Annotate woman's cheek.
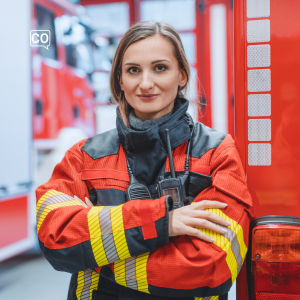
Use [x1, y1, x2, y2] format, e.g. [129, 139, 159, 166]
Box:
[157, 74, 179, 92]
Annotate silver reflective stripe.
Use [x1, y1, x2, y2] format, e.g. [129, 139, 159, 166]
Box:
[125, 256, 138, 290]
[247, 0, 270, 18]
[248, 119, 271, 141]
[80, 269, 93, 300]
[248, 143, 271, 166]
[248, 69, 271, 92]
[247, 45, 270, 68]
[99, 206, 119, 263]
[248, 94, 271, 117]
[247, 20, 270, 43]
[36, 194, 73, 222]
[218, 224, 243, 275]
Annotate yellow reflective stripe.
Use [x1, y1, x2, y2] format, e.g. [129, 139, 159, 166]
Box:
[191, 204, 247, 283]
[200, 225, 238, 283]
[36, 189, 64, 213]
[89, 271, 100, 300]
[110, 205, 131, 260]
[235, 224, 247, 262]
[115, 259, 127, 287]
[136, 252, 150, 294]
[87, 207, 110, 266]
[194, 296, 219, 300]
[209, 208, 247, 262]
[76, 271, 85, 299]
[76, 270, 100, 300]
[37, 199, 82, 233]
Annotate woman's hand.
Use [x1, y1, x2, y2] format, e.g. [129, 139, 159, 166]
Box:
[168, 200, 231, 242]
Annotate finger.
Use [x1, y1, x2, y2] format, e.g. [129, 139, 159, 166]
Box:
[191, 200, 228, 210]
[85, 197, 94, 207]
[187, 218, 228, 235]
[190, 210, 231, 227]
[184, 226, 215, 243]
[74, 195, 88, 208]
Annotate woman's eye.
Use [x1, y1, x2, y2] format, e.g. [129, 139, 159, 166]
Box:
[128, 67, 139, 74]
[155, 65, 167, 72]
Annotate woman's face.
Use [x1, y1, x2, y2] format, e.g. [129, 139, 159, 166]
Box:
[120, 35, 187, 120]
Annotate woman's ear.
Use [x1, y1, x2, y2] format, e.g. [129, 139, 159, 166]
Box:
[178, 69, 188, 87]
[119, 75, 124, 91]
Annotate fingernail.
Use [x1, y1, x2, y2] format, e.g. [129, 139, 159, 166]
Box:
[222, 228, 227, 234]
[221, 203, 227, 207]
[210, 238, 215, 242]
[226, 221, 231, 226]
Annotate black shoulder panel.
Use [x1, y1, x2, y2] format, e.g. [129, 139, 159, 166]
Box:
[81, 128, 120, 160]
[191, 122, 226, 158]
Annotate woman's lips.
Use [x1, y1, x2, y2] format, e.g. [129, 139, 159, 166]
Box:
[137, 94, 159, 101]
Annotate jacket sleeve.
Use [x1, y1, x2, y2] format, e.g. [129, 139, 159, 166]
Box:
[36, 140, 170, 274]
[104, 136, 252, 298]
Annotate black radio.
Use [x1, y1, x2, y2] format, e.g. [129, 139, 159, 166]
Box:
[156, 129, 190, 209]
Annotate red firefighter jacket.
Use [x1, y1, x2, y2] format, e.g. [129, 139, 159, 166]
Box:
[36, 98, 252, 300]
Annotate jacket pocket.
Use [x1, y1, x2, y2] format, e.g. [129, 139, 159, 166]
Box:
[82, 169, 130, 206]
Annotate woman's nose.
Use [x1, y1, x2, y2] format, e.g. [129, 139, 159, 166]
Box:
[139, 72, 155, 91]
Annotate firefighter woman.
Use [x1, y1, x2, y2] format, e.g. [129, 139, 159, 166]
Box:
[36, 21, 252, 300]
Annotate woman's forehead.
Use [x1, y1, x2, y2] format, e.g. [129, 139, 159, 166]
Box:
[122, 35, 176, 64]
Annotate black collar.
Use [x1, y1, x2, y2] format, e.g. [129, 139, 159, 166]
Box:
[116, 97, 192, 187]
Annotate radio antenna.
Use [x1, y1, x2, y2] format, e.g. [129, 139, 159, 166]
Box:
[165, 129, 176, 178]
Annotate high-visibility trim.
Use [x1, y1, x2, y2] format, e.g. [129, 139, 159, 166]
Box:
[36, 189, 64, 212]
[195, 296, 219, 300]
[113, 252, 150, 294]
[88, 205, 131, 267]
[191, 204, 247, 283]
[99, 206, 120, 263]
[76, 269, 99, 300]
[114, 259, 127, 287]
[76, 271, 85, 299]
[110, 205, 131, 260]
[136, 252, 150, 294]
[36, 190, 83, 233]
[87, 206, 110, 266]
[125, 256, 138, 290]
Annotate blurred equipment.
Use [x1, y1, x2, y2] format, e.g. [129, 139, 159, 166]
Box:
[0, 0, 97, 262]
[33, 0, 97, 146]
[0, 1, 34, 262]
[196, 0, 234, 136]
[35, 128, 87, 188]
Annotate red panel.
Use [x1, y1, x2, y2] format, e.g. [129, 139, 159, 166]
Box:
[0, 196, 28, 248]
[256, 292, 300, 300]
[244, 0, 300, 218]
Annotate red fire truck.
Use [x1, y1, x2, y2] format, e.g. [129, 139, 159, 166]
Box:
[234, 0, 300, 299]
[0, 0, 96, 262]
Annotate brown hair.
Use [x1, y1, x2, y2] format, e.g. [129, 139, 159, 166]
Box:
[110, 21, 191, 126]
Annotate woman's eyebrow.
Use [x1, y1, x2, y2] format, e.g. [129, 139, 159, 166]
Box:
[124, 59, 171, 66]
[151, 59, 171, 64]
